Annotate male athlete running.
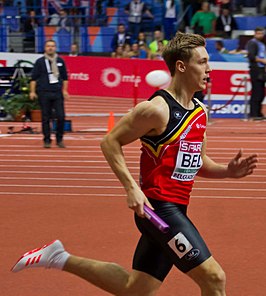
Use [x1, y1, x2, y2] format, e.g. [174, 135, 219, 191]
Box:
[12, 32, 257, 296]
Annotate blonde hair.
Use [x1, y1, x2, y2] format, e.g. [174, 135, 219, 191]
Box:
[162, 32, 206, 76]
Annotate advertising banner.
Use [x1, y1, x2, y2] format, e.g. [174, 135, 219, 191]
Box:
[63, 56, 170, 99]
[63, 56, 252, 118]
[0, 53, 258, 118]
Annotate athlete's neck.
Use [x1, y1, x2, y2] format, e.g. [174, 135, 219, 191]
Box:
[165, 86, 194, 110]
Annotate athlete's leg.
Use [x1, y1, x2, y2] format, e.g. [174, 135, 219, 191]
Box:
[64, 256, 161, 296]
[12, 239, 162, 296]
[134, 199, 226, 296]
[187, 256, 226, 296]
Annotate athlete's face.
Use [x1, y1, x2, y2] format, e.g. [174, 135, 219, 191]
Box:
[184, 46, 211, 91]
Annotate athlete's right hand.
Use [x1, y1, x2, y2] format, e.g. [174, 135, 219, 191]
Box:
[29, 92, 37, 100]
[126, 187, 154, 217]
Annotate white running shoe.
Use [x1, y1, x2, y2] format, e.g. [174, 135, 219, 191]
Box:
[11, 240, 67, 272]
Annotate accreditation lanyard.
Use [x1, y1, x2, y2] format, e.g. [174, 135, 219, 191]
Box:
[221, 15, 231, 32]
[45, 58, 59, 84]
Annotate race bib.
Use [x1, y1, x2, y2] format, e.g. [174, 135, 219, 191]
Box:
[171, 141, 202, 181]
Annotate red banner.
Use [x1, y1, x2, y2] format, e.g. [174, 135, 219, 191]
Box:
[63, 56, 170, 99]
[211, 69, 250, 95]
[63, 56, 251, 98]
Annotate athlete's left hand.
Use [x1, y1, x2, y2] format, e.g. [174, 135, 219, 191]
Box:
[227, 149, 258, 178]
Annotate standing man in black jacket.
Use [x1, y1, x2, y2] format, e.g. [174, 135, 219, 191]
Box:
[30, 39, 69, 148]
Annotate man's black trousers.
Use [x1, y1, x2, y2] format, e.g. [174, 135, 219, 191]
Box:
[38, 91, 65, 144]
[249, 67, 265, 118]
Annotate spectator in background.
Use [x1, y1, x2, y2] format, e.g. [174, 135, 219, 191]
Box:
[69, 7, 82, 41]
[58, 9, 72, 30]
[95, 0, 107, 26]
[123, 43, 132, 58]
[128, 43, 140, 58]
[149, 29, 168, 54]
[69, 43, 79, 56]
[163, 0, 180, 40]
[246, 27, 266, 120]
[182, 0, 202, 27]
[23, 10, 39, 41]
[111, 45, 124, 58]
[124, 0, 153, 41]
[137, 31, 151, 57]
[261, 0, 266, 14]
[215, 40, 229, 53]
[150, 40, 165, 60]
[139, 42, 149, 58]
[111, 23, 132, 52]
[190, 1, 216, 37]
[137, 31, 148, 48]
[128, 42, 148, 59]
[216, 6, 237, 38]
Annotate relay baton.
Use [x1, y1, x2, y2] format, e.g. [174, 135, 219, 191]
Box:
[143, 205, 170, 233]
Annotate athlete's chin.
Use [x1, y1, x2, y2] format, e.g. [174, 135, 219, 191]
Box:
[197, 84, 206, 91]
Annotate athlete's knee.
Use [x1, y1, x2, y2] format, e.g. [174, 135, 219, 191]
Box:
[205, 266, 226, 290]
[188, 258, 226, 292]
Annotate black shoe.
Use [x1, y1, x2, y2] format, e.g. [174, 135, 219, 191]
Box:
[44, 142, 51, 148]
[250, 116, 264, 121]
[57, 141, 66, 148]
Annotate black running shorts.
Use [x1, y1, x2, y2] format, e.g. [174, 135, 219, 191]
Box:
[132, 198, 211, 282]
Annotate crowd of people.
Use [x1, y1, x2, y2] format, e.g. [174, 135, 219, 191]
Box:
[0, 0, 265, 55]
[109, 0, 263, 59]
[111, 27, 167, 59]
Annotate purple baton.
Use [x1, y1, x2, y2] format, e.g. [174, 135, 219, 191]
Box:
[143, 205, 170, 233]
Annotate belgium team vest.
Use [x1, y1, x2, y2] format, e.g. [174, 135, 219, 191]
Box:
[140, 90, 207, 205]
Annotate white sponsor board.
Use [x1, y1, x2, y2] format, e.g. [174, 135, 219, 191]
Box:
[0, 53, 42, 67]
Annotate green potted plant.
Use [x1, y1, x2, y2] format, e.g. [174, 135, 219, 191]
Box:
[0, 74, 41, 121]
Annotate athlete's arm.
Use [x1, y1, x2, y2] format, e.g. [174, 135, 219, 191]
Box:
[100, 98, 168, 217]
[198, 134, 258, 178]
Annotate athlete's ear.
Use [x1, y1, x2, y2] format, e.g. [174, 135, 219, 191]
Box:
[176, 60, 186, 73]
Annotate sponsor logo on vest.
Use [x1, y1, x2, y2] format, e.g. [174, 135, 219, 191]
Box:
[196, 123, 206, 129]
[180, 125, 192, 140]
[174, 111, 182, 119]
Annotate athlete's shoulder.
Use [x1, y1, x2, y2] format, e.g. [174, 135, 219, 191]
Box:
[128, 96, 169, 131]
[134, 95, 168, 117]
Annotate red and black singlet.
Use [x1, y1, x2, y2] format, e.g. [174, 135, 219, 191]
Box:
[140, 90, 207, 205]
